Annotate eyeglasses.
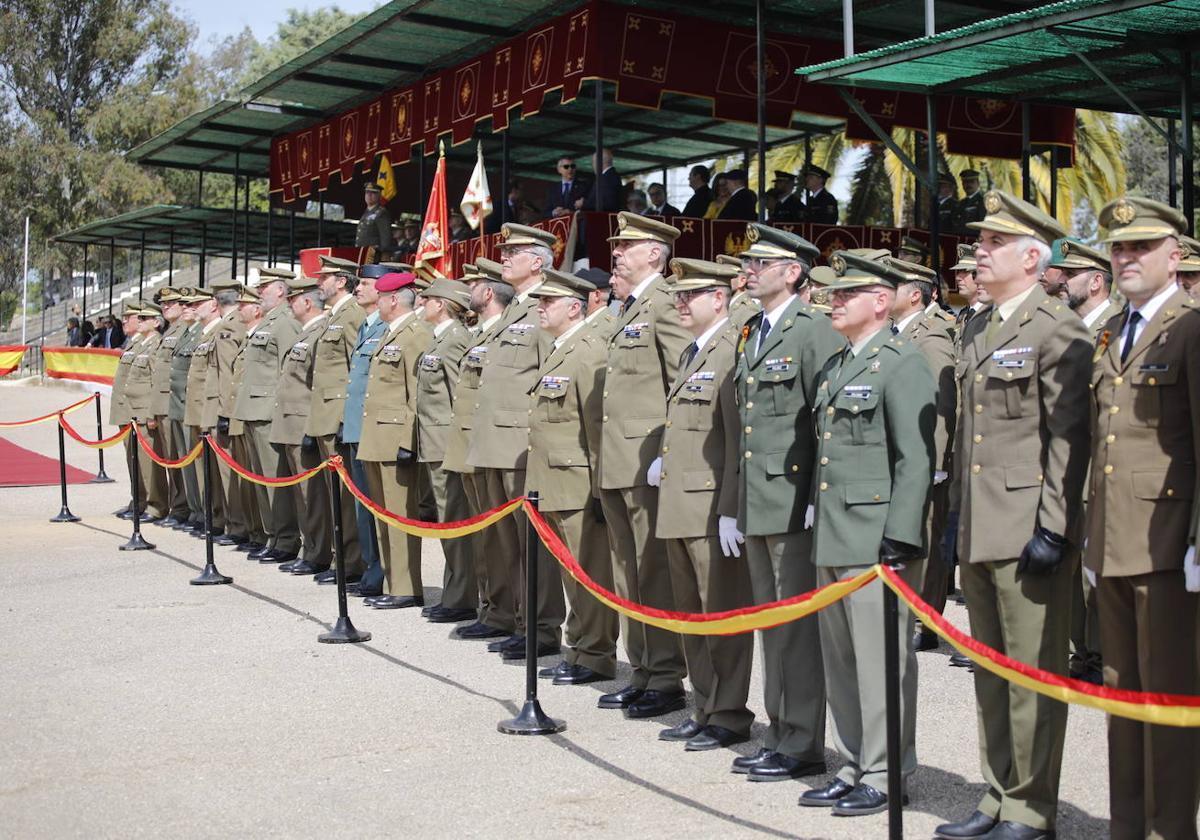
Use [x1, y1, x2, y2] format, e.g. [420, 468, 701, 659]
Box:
[740, 257, 787, 273]
[559, 163, 576, 169]
[673, 288, 716, 304]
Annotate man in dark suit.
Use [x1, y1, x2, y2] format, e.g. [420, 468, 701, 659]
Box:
[769, 171, 804, 223]
[577, 149, 621, 213]
[936, 172, 961, 235]
[645, 183, 679, 217]
[545, 157, 589, 219]
[66, 317, 84, 347]
[91, 314, 125, 348]
[800, 165, 838, 225]
[681, 165, 712, 218]
[717, 169, 757, 221]
[959, 169, 985, 232]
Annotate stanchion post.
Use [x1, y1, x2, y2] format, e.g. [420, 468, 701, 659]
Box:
[318, 463, 371, 644]
[119, 425, 155, 551]
[191, 435, 231, 585]
[90, 392, 114, 483]
[883, 572, 903, 840]
[49, 417, 80, 523]
[499, 492, 565, 736]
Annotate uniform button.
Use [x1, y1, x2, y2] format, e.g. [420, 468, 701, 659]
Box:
[1110, 405, 1119, 414]
[602, 415, 608, 422]
[1148, 376, 1157, 386]
[745, 425, 753, 434]
[606, 366, 612, 373]
[1106, 434, 1115, 443]
[746, 401, 754, 409]
[975, 373, 983, 383]
[526, 445, 532, 452]
[662, 446, 669, 454]
[820, 456, 829, 465]
[819, 481, 828, 491]
[1103, 465, 1114, 475]
[747, 376, 755, 384]
[603, 391, 608, 398]
[566, 458, 573, 464]
[1113, 376, 1123, 385]
[1005, 372, 1013, 379]
[974, 404, 983, 414]
[826, 407, 834, 415]
[705, 480, 713, 488]
[665, 420, 672, 428]
[744, 451, 752, 459]
[1167, 488, 1174, 496]
[873, 494, 881, 501]
[474, 403, 480, 409]
[823, 432, 831, 440]
[851, 404, 859, 413]
[527, 409, 532, 415]
[791, 465, 799, 473]
[973, 434, 982, 443]
[971, 464, 981, 474]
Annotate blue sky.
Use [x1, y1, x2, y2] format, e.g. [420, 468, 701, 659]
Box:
[173, 0, 381, 45]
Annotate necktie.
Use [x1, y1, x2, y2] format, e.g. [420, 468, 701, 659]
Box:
[683, 341, 699, 367]
[757, 318, 771, 355]
[890, 323, 900, 336]
[1120, 311, 1142, 363]
[623, 295, 636, 314]
[984, 307, 1003, 346]
[357, 321, 369, 344]
[562, 182, 569, 201]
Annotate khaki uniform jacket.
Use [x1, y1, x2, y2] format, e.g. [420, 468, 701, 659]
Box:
[357, 313, 431, 462]
[526, 328, 607, 513]
[584, 306, 617, 338]
[656, 322, 741, 539]
[125, 332, 161, 422]
[1084, 300, 1118, 343]
[168, 322, 199, 422]
[109, 335, 141, 426]
[202, 310, 246, 430]
[305, 296, 365, 437]
[184, 324, 216, 428]
[1086, 290, 1200, 576]
[467, 294, 549, 470]
[444, 316, 508, 475]
[233, 304, 301, 423]
[598, 274, 692, 490]
[812, 330, 937, 566]
[269, 315, 326, 446]
[730, 291, 761, 329]
[899, 311, 957, 473]
[151, 321, 184, 417]
[735, 297, 844, 536]
[951, 286, 1093, 562]
[416, 320, 471, 464]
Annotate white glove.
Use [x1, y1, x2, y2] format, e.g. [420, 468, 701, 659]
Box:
[1083, 566, 1097, 588]
[646, 457, 663, 487]
[933, 471, 948, 485]
[718, 516, 744, 558]
[803, 504, 814, 530]
[1185, 546, 1199, 593]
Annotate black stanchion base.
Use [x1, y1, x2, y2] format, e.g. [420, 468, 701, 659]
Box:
[89, 473, 116, 484]
[498, 700, 566, 736]
[318, 616, 371, 644]
[118, 533, 156, 551]
[190, 564, 232, 586]
[50, 508, 81, 523]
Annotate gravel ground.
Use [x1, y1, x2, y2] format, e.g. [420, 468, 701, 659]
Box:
[0, 379, 1119, 839]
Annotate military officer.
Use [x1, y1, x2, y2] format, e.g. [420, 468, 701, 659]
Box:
[1087, 197, 1200, 840]
[298, 256, 365, 577]
[525, 268, 618, 684]
[183, 288, 225, 536]
[227, 287, 268, 552]
[577, 267, 616, 335]
[769, 171, 803, 223]
[111, 302, 146, 519]
[270, 277, 333, 576]
[802, 265, 836, 313]
[150, 287, 189, 527]
[166, 289, 204, 531]
[936, 172, 962, 235]
[651, 258, 755, 751]
[734, 223, 843, 781]
[358, 271, 432, 609]
[898, 236, 928, 266]
[357, 181, 394, 261]
[799, 164, 838, 225]
[467, 226, 565, 661]
[124, 300, 169, 521]
[1179, 234, 1200, 296]
[204, 279, 251, 548]
[232, 267, 302, 564]
[936, 192, 1092, 840]
[959, 169, 985, 231]
[715, 253, 761, 327]
[801, 250, 935, 816]
[415, 278, 477, 623]
[596, 211, 691, 718]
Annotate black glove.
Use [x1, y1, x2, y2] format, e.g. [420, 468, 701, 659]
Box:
[396, 446, 416, 466]
[591, 497, 606, 524]
[300, 435, 317, 453]
[216, 416, 230, 434]
[1018, 526, 1068, 575]
[879, 537, 924, 568]
[335, 423, 344, 445]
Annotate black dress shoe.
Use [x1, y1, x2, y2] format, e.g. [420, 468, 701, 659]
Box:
[426, 606, 477, 624]
[313, 569, 336, 584]
[980, 822, 1053, 840]
[500, 641, 560, 661]
[832, 783, 904, 816]
[597, 684, 644, 710]
[455, 621, 508, 640]
[949, 652, 974, 669]
[686, 725, 748, 751]
[798, 777, 855, 806]
[371, 595, 424, 609]
[731, 747, 774, 774]
[487, 634, 523, 653]
[214, 533, 243, 546]
[234, 541, 264, 553]
[933, 810, 1000, 839]
[625, 689, 687, 719]
[259, 550, 296, 565]
[748, 753, 827, 782]
[539, 660, 572, 679]
[553, 664, 608, 686]
[247, 545, 273, 560]
[289, 560, 328, 576]
[116, 509, 134, 520]
[659, 718, 704, 741]
[347, 584, 382, 598]
[913, 630, 939, 651]
[324, 574, 359, 586]
[158, 516, 183, 528]
[278, 559, 302, 573]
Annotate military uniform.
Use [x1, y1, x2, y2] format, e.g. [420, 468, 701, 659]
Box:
[809, 252, 936, 804]
[124, 304, 168, 519]
[204, 289, 250, 541]
[1086, 198, 1200, 840]
[167, 306, 203, 527]
[110, 316, 142, 514]
[950, 192, 1092, 835]
[356, 184, 393, 261]
[735, 225, 843, 774]
[185, 304, 224, 531]
[151, 297, 188, 523]
[960, 191, 985, 232]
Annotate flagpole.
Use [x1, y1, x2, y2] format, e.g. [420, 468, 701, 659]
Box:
[21, 216, 29, 347]
[477, 141, 486, 263]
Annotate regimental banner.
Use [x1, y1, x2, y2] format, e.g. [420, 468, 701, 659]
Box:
[42, 347, 122, 390]
[0, 345, 27, 376]
[269, 0, 1076, 202]
[297, 247, 373, 279]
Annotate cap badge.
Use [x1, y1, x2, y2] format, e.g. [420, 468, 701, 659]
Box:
[1059, 240, 1070, 257]
[1112, 200, 1135, 226]
[617, 214, 628, 230]
[830, 254, 847, 275]
[745, 224, 760, 243]
[500, 225, 512, 240]
[984, 192, 1002, 214]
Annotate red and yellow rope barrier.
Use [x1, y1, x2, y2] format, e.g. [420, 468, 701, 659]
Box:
[0, 393, 96, 429]
[58, 413, 130, 448]
[204, 435, 329, 487]
[132, 424, 203, 469]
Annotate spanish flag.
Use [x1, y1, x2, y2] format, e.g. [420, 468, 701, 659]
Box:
[42, 346, 122, 389]
[376, 153, 397, 202]
[0, 345, 26, 376]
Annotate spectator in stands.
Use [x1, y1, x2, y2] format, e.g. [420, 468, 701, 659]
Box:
[450, 210, 472, 243]
[644, 183, 679, 217]
[681, 164, 712, 218]
[703, 174, 730, 220]
[718, 168, 757, 220]
[66, 316, 84, 347]
[395, 219, 420, 253]
[626, 189, 649, 214]
[90, 314, 125, 348]
[546, 156, 589, 219]
[576, 149, 621, 212]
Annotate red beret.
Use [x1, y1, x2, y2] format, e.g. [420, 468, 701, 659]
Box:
[375, 272, 416, 293]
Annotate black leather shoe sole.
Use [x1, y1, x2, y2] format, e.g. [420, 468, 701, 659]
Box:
[426, 607, 477, 624]
[749, 760, 827, 782]
[625, 691, 687, 719]
[597, 686, 644, 709]
[685, 726, 748, 751]
[455, 622, 508, 640]
[500, 642, 560, 661]
[553, 666, 609, 686]
[659, 719, 704, 741]
[913, 632, 939, 652]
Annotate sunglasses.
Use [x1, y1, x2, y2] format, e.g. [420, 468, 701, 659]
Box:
[559, 163, 576, 169]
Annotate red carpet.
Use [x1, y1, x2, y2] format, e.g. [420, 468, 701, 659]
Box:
[0, 436, 96, 487]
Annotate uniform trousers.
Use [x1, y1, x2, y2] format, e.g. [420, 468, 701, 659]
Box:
[363, 459, 422, 597]
[461, 471, 508, 631]
[213, 427, 246, 538]
[132, 422, 169, 518]
[423, 461, 478, 610]
[665, 535, 754, 734]
[161, 416, 189, 520]
[230, 432, 265, 544]
[960, 557, 1072, 831]
[243, 420, 300, 553]
[916, 482, 952, 626]
[544, 508, 615, 677]
[286, 442, 331, 566]
[346, 444, 382, 593]
[1069, 550, 1102, 675]
[190, 425, 224, 530]
[600, 485, 685, 692]
[1099, 571, 1200, 840]
[169, 418, 201, 522]
[316, 435, 361, 576]
[818, 560, 923, 795]
[744, 531, 826, 761]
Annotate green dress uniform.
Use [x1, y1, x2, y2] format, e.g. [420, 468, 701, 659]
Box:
[656, 260, 754, 737]
[204, 301, 249, 540]
[110, 324, 141, 513]
[186, 316, 224, 530]
[735, 225, 843, 767]
[952, 193, 1092, 834]
[356, 203, 393, 261]
[729, 290, 761, 328]
[1086, 198, 1200, 840]
[228, 326, 266, 545]
[526, 271, 617, 677]
[597, 213, 691, 698]
[415, 281, 476, 612]
[811, 252, 936, 799]
[152, 314, 187, 521]
[125, 323, 168, 518]
[358, 309, 432, 598]
[169, 316, 203, 526]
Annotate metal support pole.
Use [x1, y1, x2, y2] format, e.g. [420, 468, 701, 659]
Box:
[756, 0, 767, 223]
[1049, 151, 1059, 218]
[924, 0, 935, 37]
[108, 239, 115, 316]
[499, 492, 566, 735]
[594, 79, 605, 211]
[927, 95, 940, 278]
[842, 0, 854, 57]
[49, 418, 80, 523]
[1021, 103, 1032, 203]
[168, 230, 175, 286]
[1168, 118, 1178, 208]
[119, 430, 155, 551]
[266, 202, 274, 266]
[81, 244, 89, 328]
[90, 393, 113, 483]
[1182, 48, 1194, 233]
[883, 580, 903, 840]
[318, 467, 371, 643]
[243, 175, 250, 279]
[231, 160, 240, 279]
[191, 436, 232, 585]
[200, 224, 207, 288]
[661, 167, 669, 206]
[317, 197, 325, 247]
[197, 170, 205, 206]
[138, 232, 146, 300]
[288, 210, 296, 270]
